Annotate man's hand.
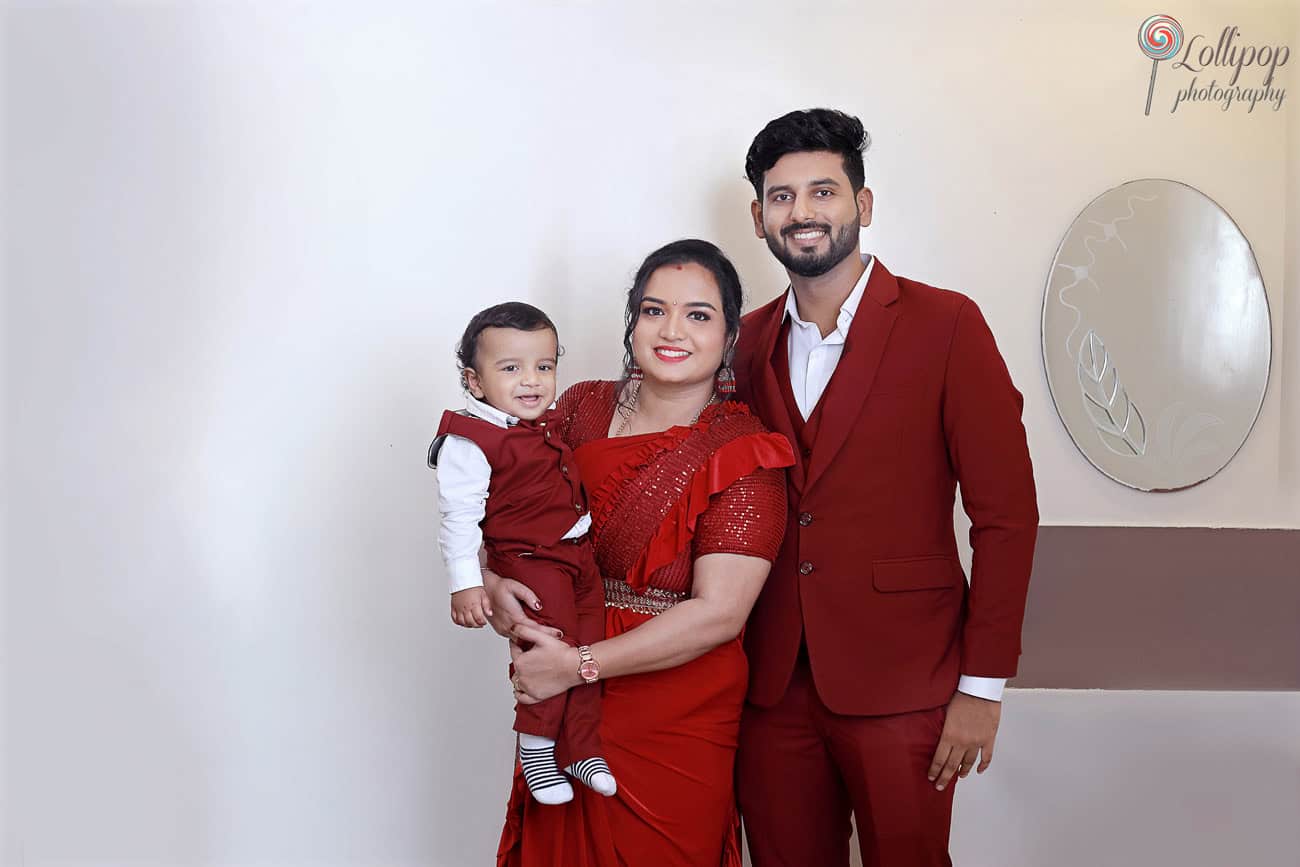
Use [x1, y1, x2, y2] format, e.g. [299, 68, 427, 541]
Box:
[481, 567, 560, 640]
[449, 586, 492, 628]
[927, 690, 1001, 791]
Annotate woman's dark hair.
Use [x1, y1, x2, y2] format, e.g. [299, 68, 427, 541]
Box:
[620, 239, 744, 383]
[456, 301, 559, 386]
[744, 108, 870, 199]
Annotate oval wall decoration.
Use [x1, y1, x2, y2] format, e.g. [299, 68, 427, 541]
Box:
[1041, 178, 1271, 492]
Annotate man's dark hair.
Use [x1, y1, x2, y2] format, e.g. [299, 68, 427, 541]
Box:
[744, 108, 871, 199]
[621, 239, 744, 381]
[456, 301, 559, 376]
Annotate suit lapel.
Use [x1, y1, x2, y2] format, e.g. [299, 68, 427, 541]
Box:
[803, 261, 901, 495]
[748, 293, 806, 492]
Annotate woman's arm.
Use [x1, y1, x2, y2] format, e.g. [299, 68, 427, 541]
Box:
[510, 551, 770, 702]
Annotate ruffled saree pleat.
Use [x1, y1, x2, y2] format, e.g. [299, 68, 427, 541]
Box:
[586, 404, 793, 593]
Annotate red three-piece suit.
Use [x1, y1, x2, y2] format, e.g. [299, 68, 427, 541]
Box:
[733, 258, 1039, 867]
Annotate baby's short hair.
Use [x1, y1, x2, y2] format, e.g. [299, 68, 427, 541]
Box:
[455, 301, 559, 382]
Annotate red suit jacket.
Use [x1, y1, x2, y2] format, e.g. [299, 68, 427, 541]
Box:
[735, 259, 1038, 716]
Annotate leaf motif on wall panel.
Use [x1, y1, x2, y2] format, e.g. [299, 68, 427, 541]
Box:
[1076, 330, 1147, 457]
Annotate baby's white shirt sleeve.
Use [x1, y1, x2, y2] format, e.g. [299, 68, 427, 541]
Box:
[434, 434, 492, 593]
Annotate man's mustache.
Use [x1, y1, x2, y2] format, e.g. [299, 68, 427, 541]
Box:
[781, 222, 832, 238]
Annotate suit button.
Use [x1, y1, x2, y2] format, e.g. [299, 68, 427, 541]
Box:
[544, 430, 552, 440]
[799, 561, 814, 575]
[574, 503, 584, 514]
[801, 447, 812, 459]
[798, 512, 813, 526]
[561, 465, 570, 476]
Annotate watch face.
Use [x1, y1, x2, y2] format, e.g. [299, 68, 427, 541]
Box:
[579, 661, 599, 681]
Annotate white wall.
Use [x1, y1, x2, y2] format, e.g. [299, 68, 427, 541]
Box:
[3, 2, 1297, 866]
[950, 690, 1300, 867]
[1, 4, 9, 859]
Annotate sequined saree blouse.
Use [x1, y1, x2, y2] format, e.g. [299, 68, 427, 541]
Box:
[554, 380, 795, 595]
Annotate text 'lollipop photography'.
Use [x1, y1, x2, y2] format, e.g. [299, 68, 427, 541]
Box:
[1140, 15, 1291, 114]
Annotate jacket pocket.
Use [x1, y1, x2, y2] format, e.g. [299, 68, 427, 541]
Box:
[872, 556, 961, 592]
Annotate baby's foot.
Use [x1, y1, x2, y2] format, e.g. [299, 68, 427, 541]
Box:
[566, 756, 617, 797]
[519, 734, 573, 805]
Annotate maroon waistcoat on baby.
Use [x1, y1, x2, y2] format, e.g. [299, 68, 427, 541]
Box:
[435, 410, 587, 551]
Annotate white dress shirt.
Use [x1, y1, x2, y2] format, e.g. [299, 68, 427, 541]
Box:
[433, 394, 590, 594]
[783, 256, 1006, 703]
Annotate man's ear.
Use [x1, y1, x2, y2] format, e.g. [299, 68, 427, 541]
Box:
[463, 368, 485, 399]
[857, 186, 875, 229]
[751, 199, 766, 239]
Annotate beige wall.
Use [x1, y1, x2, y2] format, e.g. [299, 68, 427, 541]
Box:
[3, 2, 1297, 866]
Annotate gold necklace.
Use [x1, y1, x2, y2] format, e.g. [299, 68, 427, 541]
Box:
[614, 381, 718, 437]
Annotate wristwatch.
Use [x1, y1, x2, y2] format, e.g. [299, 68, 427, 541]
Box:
[576, 645, 600, 684]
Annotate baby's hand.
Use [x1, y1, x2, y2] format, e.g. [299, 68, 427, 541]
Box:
[450, 586, 493, 628]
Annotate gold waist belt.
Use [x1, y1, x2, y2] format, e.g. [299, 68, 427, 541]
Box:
[603, 579, 686, 616]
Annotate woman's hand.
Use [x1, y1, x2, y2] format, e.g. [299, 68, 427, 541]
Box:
[509, 622, 582, 704]
[482, 568, 558, 639]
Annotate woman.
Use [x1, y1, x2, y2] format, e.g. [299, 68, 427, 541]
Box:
[488, 239, 796, 866]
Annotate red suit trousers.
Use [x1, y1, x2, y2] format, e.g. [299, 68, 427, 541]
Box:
[737, 653, 955, 867]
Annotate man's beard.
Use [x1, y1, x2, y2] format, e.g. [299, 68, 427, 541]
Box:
[766, 217, 860, 278]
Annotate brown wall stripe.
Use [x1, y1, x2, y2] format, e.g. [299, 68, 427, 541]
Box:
[1010, 526, 1300, 690]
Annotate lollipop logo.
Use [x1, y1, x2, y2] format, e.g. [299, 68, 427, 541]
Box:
[1138, 16, 1291, 114]
[1139, 14, 1184, 115]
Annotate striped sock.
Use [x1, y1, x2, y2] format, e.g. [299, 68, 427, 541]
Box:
[518, 734, 573, 805]
[566, 756, 617, 797]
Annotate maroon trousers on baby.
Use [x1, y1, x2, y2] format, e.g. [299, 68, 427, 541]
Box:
[491, 538, 604, 770]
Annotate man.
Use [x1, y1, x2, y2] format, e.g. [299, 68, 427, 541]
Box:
[733, 108, 1038, 867]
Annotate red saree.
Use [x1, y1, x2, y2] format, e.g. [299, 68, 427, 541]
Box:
[497, 381, 794, 867]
